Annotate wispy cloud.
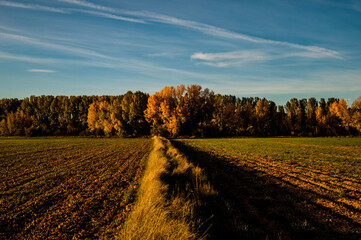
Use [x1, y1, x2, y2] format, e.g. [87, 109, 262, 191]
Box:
[0, 0, 69, 13]
[142, 13, 341, 59]
[57, 0, 340, 59]
[59, 0, 115, 12]
[59, 0, 148, 23]
[0, 0, 145, 24]
[191, 50, 269, 67]
[27, 69, 56, 73]
[146, 52, 180, 58]
[0, 25, 24, 33]
[191, 48, 342, 67]
[285, 51, 341, 59]
[0, 50, 205, 79]
[0, 51, 59, 63]
[0, 51, 125, 69]
[0, 49, 237, 87]
[0, 32, 33, 42]
[0, 32, 114, 60]
[73, 9, 147, 23]
[1, 0, 341, 59]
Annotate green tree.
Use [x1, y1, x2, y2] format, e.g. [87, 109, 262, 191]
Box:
[306, 98, 318, 136]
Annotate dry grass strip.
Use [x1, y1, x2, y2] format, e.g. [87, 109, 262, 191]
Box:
[119, 136, 217, 240]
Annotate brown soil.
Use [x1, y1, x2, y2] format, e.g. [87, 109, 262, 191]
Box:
[173, 140, 361, 240]
[0, 139, 152, 240]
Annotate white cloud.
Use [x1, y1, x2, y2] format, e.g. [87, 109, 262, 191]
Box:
[191, 48, 342, 68]
[0, 51, 130, 69]
[2, 0, 341, 59]
[27, 69, 56, 73]
[0, 32, 33, 42]
[286, 51, 342, 59]
[0, 50, 124, 68]
[191, 50, 268, 65]
[191, 50, 272, 67]
[152, 16, 340, 59]
[64, 0, 340, 58]
[58, 1, 342, 60]
[146, 52, 180, 58]
[0, 50, 216, 80]
[0, 0, 69, 13]
[59, 0, 115, 12]
[74, 9, 147, 23]
[0, 51, 58, 63]
[0, 0, 145, 24]
[0, 32, 114, 60]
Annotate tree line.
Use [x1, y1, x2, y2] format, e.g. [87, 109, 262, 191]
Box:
[1, 85, 360, 137]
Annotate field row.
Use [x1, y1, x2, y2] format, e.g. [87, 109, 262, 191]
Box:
[0, 138, 152, 239]
[175, 138, 361, 239]
[2, 137, 360, 239]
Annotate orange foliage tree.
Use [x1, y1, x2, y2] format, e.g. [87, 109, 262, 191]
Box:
[144, 85, 188, 137]
[87, 100, 115, 135]
[329, 99, 351, 131]
[351, 96, 361, 134]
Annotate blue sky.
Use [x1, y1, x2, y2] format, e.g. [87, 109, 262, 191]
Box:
[0, 0, 360, 105]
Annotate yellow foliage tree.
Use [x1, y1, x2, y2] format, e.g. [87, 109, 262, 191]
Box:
[87, 102, 99, 133]
[144, 85, 188, 137]
[351, 96, 361, 133]
[329, 99, 351, 129]
[87, 100, 115, 135]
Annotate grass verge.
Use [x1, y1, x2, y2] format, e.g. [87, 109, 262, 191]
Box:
[118, 136, 217, 240]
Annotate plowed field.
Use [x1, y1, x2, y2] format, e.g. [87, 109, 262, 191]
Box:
[174, 138, 361, 240]
[0, 137, 152, 239]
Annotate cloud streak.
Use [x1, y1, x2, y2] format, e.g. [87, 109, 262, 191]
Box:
[0, 50, 234, 86]
[59, 0, 115, 12]
[0, 51, 128, 69]
[73, 9, 147, 23]
[0, 51, 59, 63]
[191, 47, 343, 67]
[0, 0, 145, 24]
[2, 0, 341, 59]
[58, 0, 341, 59]
[139, 12, 341, 59]
[0, 32, 114, 60]
[27, 69, 56, 73]
[191, 50, 269, 67]
[0, 0, 69, 13]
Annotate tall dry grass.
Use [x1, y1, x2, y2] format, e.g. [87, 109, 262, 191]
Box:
[118, 136, 217, 240]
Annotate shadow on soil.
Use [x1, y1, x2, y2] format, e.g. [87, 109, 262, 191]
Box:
[172, 140, 361, 240]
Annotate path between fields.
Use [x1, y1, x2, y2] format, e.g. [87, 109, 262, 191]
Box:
[172, 141, 361, 240]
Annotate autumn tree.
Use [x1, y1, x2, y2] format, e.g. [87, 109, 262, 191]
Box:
[351, 96, 361, 134]
[328, 99, 351, 135]
[144, 85, 187, 137]
[0, 88, 358, 137]
[87, 99, 116, 136]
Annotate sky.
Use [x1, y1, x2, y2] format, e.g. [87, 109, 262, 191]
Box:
[0, 0, 361, 105]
